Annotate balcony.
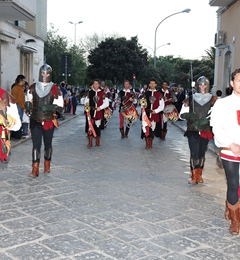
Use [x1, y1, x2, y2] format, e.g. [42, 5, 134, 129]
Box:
[0, 0, 36, 21]
[209, 0, 234, 6]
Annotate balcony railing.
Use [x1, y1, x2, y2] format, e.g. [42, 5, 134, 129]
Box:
[0, 0, 36, 21]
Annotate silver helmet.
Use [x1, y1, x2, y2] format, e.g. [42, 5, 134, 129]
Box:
[39, 64, 52, 83]
[196, 76, 210, 94]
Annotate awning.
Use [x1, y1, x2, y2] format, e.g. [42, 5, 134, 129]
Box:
[18, 43, 38, 53]
[0, 32, 15, 44]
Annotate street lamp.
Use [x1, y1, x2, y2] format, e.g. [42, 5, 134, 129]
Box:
[142, 43, 171, 55]
[154, 8, 191, 68]
[69, 21, 83, 45]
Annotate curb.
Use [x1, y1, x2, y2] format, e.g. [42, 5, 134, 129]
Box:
[11, 113, 79, 149]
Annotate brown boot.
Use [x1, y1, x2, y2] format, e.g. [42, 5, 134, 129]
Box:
[29, 162, 40, 177]
[119, 127, 124, 139]
[225, 200, 231, 221]
[160, 130, 167, 140]
[145, 138, 149, 149]
[188, 169, 198, 184]
[227, 201, 240, 234]
[95, 136, 100, 146]
[197, 168, 204, 183]
[125, 127, 130, 138]
[44, 159, 51, 173]
[88, 135, 93, 147]
[149, 137, 153, 148]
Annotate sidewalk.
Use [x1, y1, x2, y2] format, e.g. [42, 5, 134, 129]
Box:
[0, 106, 237, 260]
[10, 112, 79, 149]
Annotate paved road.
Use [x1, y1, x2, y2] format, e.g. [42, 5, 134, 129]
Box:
[0, 106, 238, 260]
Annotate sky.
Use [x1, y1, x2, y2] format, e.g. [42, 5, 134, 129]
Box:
[47, 0, 218, 60]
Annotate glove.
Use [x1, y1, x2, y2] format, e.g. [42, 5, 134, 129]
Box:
[192, 116, 209, 130]
[24, 101, 33, 113]
[181, 112, 198, 121]
[39, 104, 62, 113]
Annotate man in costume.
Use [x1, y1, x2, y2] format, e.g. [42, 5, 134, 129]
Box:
[27, 64, 63, 177]
[118, 80, 138, 138]
[211, 68, 240, 235]
[159, 80, 177, 140]
[179, 76, 216, 185]
[84, 79, 109, 147]
[0, 87, 21, 168]
[140, 79, 164, 148]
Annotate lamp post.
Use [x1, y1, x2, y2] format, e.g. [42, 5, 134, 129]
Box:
[154, 8, 190, 68]
[142, 43, 171, 56]
[69, 21, 83, 45]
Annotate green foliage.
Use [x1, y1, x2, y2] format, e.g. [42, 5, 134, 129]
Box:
[87, 36, 149, 85]
[44, 25, 87, 85]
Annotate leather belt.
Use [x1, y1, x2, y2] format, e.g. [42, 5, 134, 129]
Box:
[221, 147, 231, 150]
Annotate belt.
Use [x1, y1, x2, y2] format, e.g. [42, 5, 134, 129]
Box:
[221, 147, 231, 150]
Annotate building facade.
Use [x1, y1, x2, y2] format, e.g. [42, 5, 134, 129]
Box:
[0, 0, 47, 91]
[209, 0, 240, 96]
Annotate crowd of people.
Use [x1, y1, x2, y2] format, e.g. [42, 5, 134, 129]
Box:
[2, 63, 240, 237]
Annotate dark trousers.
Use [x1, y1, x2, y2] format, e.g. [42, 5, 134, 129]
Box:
[222, 160, 239, 205]
[30, 124, 54, 159]
[188, 135, 209, 160]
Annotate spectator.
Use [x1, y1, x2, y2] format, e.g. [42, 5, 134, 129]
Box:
[11, 74, 26, 139]
[216, 90, 222, 99]
[70, 92, 78, 115]
[22, 81, 30, 138]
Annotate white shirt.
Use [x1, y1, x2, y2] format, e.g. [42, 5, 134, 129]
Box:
[210, 93, 240, 159]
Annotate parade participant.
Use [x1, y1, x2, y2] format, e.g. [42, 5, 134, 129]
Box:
[180, 76, 216, 185]
[26, 64, 63, 177]
[210, 68, 240, 235]
[84, 79, 109, 147]
[0, 87, 21, 168]
[118, 80, 138, 138]
[103, 86, 112, 128]
[140, 79, 164, 148]
[159, 80, 177, 140]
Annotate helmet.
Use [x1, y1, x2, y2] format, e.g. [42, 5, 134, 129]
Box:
[196, 76, 210, 94]
[39, 63, 52, 83]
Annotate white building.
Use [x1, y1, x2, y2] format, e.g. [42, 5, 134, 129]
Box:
[0, 0, 47, 91]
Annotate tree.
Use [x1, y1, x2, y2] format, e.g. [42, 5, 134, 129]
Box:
[45, 25, 87, 85]
[44, 25, 69, 84]
[204, 46, 216, 64]
[87, 36, 149, 85]
[80, 32, 120, 60]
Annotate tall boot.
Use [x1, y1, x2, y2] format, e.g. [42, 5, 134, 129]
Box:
[29, 148, 40, 177]
[145, 138, 149, 149]
[44, 148, 52, 173]
[197, 157, 205, 183]
[149, 137, 153, 148]
[224, 200, 231, 221]
[95, 136, 100, 146]
[197, 168, 204, 183]
[160, 129, 167, 140]
[119, 127, 124, 139]
[188, 169, 198, 184]
[88, 135, 93, 147]
[29, 162, 40, 177]
[125, 127, 130, 138]
[227, 201, 240, 234]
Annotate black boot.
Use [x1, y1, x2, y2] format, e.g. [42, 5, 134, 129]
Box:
[119, 127, 124, 139]
[125, 127, 130, 138]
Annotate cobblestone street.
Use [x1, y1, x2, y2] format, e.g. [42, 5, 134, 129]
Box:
[0, 105, 239, 260]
